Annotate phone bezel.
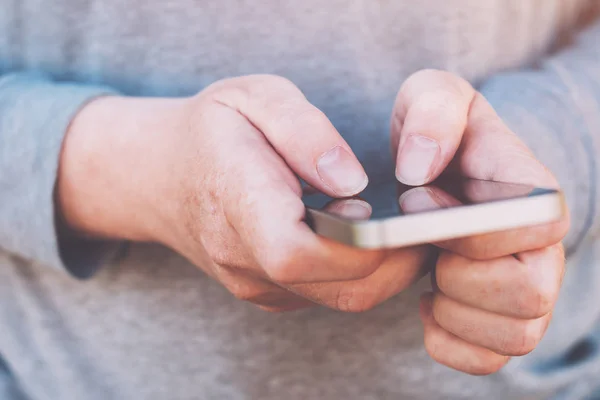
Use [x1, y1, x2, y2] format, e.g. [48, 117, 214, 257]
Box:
[304, 183, 565, 249]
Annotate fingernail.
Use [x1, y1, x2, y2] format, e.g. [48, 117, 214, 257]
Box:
[317, 146, 368, 196]
[396, 135, 440, 186]
[399, 187, 442, 213]
[328, 199, 372, 220]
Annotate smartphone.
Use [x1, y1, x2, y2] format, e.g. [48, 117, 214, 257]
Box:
[302, 176, 566, 249]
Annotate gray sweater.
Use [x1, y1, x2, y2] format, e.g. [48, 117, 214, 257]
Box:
[2, 1, 600, 399]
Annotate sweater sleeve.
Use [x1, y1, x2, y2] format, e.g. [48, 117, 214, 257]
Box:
[0, 71, 124, 278]
[478, 21, 600, 254]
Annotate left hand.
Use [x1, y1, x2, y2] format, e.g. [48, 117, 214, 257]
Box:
[391, 69, 571, 375]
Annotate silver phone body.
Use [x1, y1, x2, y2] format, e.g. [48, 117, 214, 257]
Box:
[302, 178, 566, 249]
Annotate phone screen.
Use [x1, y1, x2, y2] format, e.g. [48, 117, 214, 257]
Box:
[302, 176, 556, 222]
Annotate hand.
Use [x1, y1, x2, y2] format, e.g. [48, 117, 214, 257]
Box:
[57, 75, 433, 312]
[391, 69, 570, 375]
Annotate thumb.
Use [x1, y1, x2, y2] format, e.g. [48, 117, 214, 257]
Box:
[391, 69, 476, 186]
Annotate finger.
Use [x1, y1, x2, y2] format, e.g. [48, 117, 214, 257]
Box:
[433, 92, 570, 258]
[436, 245, 565, 319]
[399, 186, 462, 214]
[436, 189, 569, 260]
[289, 245, 433, 312]
[420, 293, 510, 375]
[240, 188, 389, 285]
[431, 292, 553, 356]
[435, 217, 569, 260]
[391, 69, 476, 186]
[213, 264, 315, 312]
[209, 75, 367, 197]
[462, 179, 534, 202]
[323, 199, 372, 220]
[397, 178, 568, 259]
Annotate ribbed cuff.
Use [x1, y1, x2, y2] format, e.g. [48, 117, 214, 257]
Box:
[0, 72, 125, 278]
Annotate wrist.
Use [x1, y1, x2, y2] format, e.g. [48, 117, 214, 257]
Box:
[57, 95, 189, 243]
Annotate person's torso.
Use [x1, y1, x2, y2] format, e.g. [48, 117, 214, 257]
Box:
[0, 0, 589, 176]
[2, 1, 600, 399]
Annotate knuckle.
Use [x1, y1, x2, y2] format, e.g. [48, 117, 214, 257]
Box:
[208, 250, 230, 268]
[204, 81, 251, 109]
[204, 74, 301, 110]
[519, 293, 554, 320]
[518, 280, 557, 319]
[406, 69, 473, 95]
[433, 251, 454, 290]
[550, 218, 570, 244]
[532, 220, 569, 250]
[423, 330, 445, 363]
[344, 253, 384, 281]
[230, 287, 262, 302]
[468, 357, 509, 376]
[202, 77, 232, 94]
[335, 286, 379, 313]
[413, 90, 464, 118]
[204, 76, 246, 97]
[232, 285, 311, 312]
[424, 326, 509, 376]
[252, 74, 298, 91]
[502, 322, 543, 356]
[266, 100, 324, 136]
[516, 250, 563, 319]
[406, 68, 446, 84]
[204, 241, 230, 267]
[461, 237, 497, 260]
[227, 283, 267, 303]
[249, 75, 301, 104]
[226, 280, 302, 312]
[554, 242, 567, 261]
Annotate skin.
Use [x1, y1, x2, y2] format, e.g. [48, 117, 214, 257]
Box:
[57, 69, 570, 375]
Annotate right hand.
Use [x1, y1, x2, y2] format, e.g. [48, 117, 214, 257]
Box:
[58, 75, 432, 312]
